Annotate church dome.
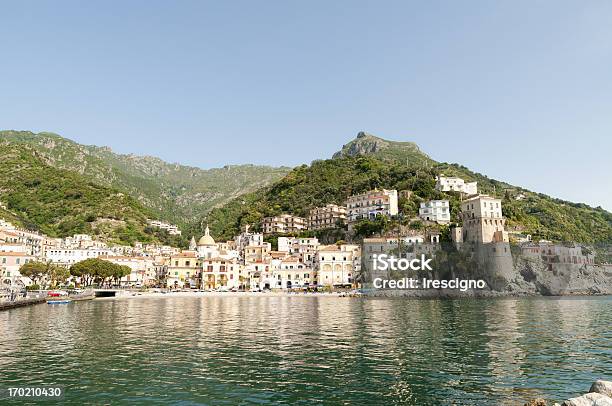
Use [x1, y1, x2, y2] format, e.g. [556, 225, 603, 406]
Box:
[198, 226, 216, 246]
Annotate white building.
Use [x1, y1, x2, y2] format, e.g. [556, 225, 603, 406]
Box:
[435, 176, 477, 195]
[147, 219, 182, 235]
[45, 247, 113, 267]
[273, 258, 314, 289]
[419, 200, 451, 224]
[277, 237, 319, 266]
[234, 225, 264, 253]
[345, 189, 398, 226]
[196, 226, 219, 259]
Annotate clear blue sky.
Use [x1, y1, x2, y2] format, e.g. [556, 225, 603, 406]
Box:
[1, 1, 610, 210]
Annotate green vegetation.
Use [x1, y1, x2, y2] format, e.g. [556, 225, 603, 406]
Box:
[208, 135, 612, 244]
[0, 130, 290, 227]
[69, 258, 131, 287]
[19, 261, 69, 288]
[2, 130, 610, 246]
[0, 144, 156, 245]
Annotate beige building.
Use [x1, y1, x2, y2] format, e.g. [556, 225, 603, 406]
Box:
[459, 194, 508, 244]
[307, 204, 347, 230]
[261, 214, 306, 235]
[167, 251, 200, 288]
[316, 244, 361, 288]
[200, 257, 242, 290]
[345, 189, 398, 226]
[244, 243, 272, 265]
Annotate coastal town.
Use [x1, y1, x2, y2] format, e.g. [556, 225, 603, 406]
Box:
[0, 175, 599, 294]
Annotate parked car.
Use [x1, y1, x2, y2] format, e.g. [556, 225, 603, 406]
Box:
[48, 290, 68, 297]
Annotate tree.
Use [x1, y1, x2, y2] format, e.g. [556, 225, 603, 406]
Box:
[19, 261, 68, 288]
[70, 258, 116, 287]
[19, 261, 47, 286]
[47, 265, 70, 288]
[111, 265, 131, 286]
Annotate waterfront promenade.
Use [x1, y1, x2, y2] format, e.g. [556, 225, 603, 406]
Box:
[0, 296, 46, 311]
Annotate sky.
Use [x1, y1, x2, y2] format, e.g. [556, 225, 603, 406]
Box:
[1, 1, 611, 210]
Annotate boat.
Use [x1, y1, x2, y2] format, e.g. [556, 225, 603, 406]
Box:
[47, 299, 72, 305]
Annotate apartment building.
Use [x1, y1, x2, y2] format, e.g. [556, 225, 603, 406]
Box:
[272, 257, 314, 289]
[521, 242, 595, 266]
[167, 251, 200, 288]
[261, 214, 306, 235]
[99, 255, 156, 287]
[419, 200, 451, 224]
[0, 251, 36, 287]
[307, 204, 347, 230]
[200, 257, 242, 290]
[345, 189, 398, 226]
[244, 243, 272, 265]
[45, 247, 113, 267]
[277, 237, 319, 266]
[435, 176, 477, 195]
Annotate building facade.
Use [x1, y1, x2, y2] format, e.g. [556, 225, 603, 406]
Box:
[315, 244, 360, 288]
[435, 176, 477, 195]
[261, 214, 307, 235]
[345, 189, 398, 226]
[167, 251, 200, 288]
[419, 200, 451, 224]
[459, 194, 508, 244]
[307, 204, 347, 230]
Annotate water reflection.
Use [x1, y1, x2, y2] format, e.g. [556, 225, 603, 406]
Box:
[0, 296, 610, 405]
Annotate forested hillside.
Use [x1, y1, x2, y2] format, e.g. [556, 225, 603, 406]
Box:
[207, 134, 612, 244]
[0, 145, 168, 245]
[0, 130, 290, 226]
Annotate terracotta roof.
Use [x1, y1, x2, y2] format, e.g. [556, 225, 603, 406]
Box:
[0, 251, 34, 257]
[172, 252, 197, 258]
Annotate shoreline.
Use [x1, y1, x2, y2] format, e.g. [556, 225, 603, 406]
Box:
[92, 290, 612, 300]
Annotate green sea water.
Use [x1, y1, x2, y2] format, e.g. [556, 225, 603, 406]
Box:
[1, 295, 610, 405]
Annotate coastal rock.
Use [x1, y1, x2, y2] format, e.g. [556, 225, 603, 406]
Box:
[590, 381, 612, 398]
[510, 256, 612, 296]
[561, 392, 612, 406]
[524, 399, 547, 406]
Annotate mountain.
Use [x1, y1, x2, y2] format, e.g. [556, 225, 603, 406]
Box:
[0, 131, 290, 228]
[333, 131, 433, 165]
[0, 144, 161, 245]
[207, 132, 612, 245]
